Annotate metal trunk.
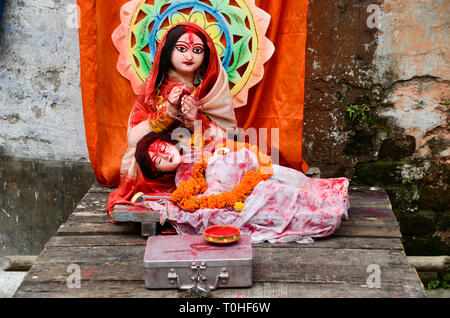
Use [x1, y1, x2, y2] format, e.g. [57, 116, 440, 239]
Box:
[143, 234, 253, 292]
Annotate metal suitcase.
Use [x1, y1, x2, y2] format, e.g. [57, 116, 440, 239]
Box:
[143, 234, 253, 295]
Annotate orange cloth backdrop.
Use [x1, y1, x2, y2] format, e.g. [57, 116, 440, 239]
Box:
[77, 0, 309, 187]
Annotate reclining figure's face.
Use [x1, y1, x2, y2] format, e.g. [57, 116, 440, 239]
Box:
[170, 32, 205, 76]
[148, 139, 181, 172]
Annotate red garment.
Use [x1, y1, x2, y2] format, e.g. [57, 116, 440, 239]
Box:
[165, 148, 348, 243]
[106, 23, 232, 215]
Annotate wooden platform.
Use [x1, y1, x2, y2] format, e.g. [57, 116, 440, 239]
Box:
[14, 183, 426, 298]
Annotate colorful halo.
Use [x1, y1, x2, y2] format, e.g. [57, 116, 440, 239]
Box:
[112, 0, 274, 108]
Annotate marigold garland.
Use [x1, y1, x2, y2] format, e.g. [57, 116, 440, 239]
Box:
[171, 141, 273, 212]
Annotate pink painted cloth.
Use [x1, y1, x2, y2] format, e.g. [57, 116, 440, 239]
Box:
[157, 148, 349, 244]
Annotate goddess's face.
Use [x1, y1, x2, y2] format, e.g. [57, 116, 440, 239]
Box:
[170, 32, 205, 76]
[148, 140, 181, 172]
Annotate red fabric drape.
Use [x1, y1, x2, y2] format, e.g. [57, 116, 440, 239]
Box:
[77, 0, 309, 187]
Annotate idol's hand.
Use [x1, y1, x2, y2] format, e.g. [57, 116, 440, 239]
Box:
[167, 85, 184, 107]
[166, 85, 185, 117]
[166, 100, 179, 118]
[180, 95, 199, 121]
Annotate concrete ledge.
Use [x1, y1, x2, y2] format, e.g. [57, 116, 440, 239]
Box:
[425, 288, 450, 298]
[0, 271, 27, 298]
[3, 255, 37, 271]
[408, 256, 449, 272]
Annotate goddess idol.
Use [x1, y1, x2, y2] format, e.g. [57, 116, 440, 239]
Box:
[108, 2, 348, 244]
[107, 22, 237, 213]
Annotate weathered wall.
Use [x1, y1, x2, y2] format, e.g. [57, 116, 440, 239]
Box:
[304, 0, 449, 255]
[0, 0, 88, 161]
[0, 0, 448, 256]
[0, 156, 94, 256]
[0, 1, 94, 257]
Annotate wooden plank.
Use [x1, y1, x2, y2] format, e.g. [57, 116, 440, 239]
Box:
[33, 245, 412, 269]
[74, 192, 109, 213]
[71, 210, 109, 216]
[56, 221, 401, 239]
[348, 186, 387, 196]
[16, 185, 424, 299]
[14, 280, 180, 298]
[68, 186, 400, 234]
[59, 184, 402, 242]
[76, 185, 394, 216]
[15, 250, 425, 298]
[349, 196, 389, 204]
[13, 280, 426, 298]
[77, 191, 110, 202]
[88, 181, 114, 194]
[23, 256, 422, 287]
[60, 215, 401, 239]
[66, 214, 110, 223]
[56, 222, 139, 236]
[70, 208, 399, 224]
[45, 235, 147, 248]
[348, 187, 392, 210]
[45, 235, 405, 250]
[349, 197, 392, 209]
[333, 222, 402, 238]
[348, 207, 395, 219]
[27, 245, 419, 285]
[349, 190, 390, 199]
[35, 246, 145, 264]
[218, 281, 426, 298]
[112, 205, 161, 223]
[72, 211, 109, 217]
[67, 212, 400, 227]
[141, 222, 157, 236]
[342, 216, 399, 227]
[254, 236, 405, 250]
[252, 247, 416, 283]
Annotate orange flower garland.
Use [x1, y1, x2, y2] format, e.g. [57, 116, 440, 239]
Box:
[171, 141, 273, 212]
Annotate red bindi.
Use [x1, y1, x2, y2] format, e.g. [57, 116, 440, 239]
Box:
[187, 32, 195, 45]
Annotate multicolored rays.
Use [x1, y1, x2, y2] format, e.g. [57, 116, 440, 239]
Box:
[112, 0, 274, 108]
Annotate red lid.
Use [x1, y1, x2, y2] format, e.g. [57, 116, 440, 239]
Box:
[204, 225, 240, 238]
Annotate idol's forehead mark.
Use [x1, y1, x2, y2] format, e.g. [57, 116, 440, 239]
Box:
[188, 32, 195, 45]
[176, 40, 204, 48]
[177, 32, 204, 46]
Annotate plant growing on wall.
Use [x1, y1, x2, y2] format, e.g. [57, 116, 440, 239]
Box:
[346, 105, 369, 122]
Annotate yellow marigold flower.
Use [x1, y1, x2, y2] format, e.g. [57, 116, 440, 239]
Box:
[234, 202, 245, 212]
